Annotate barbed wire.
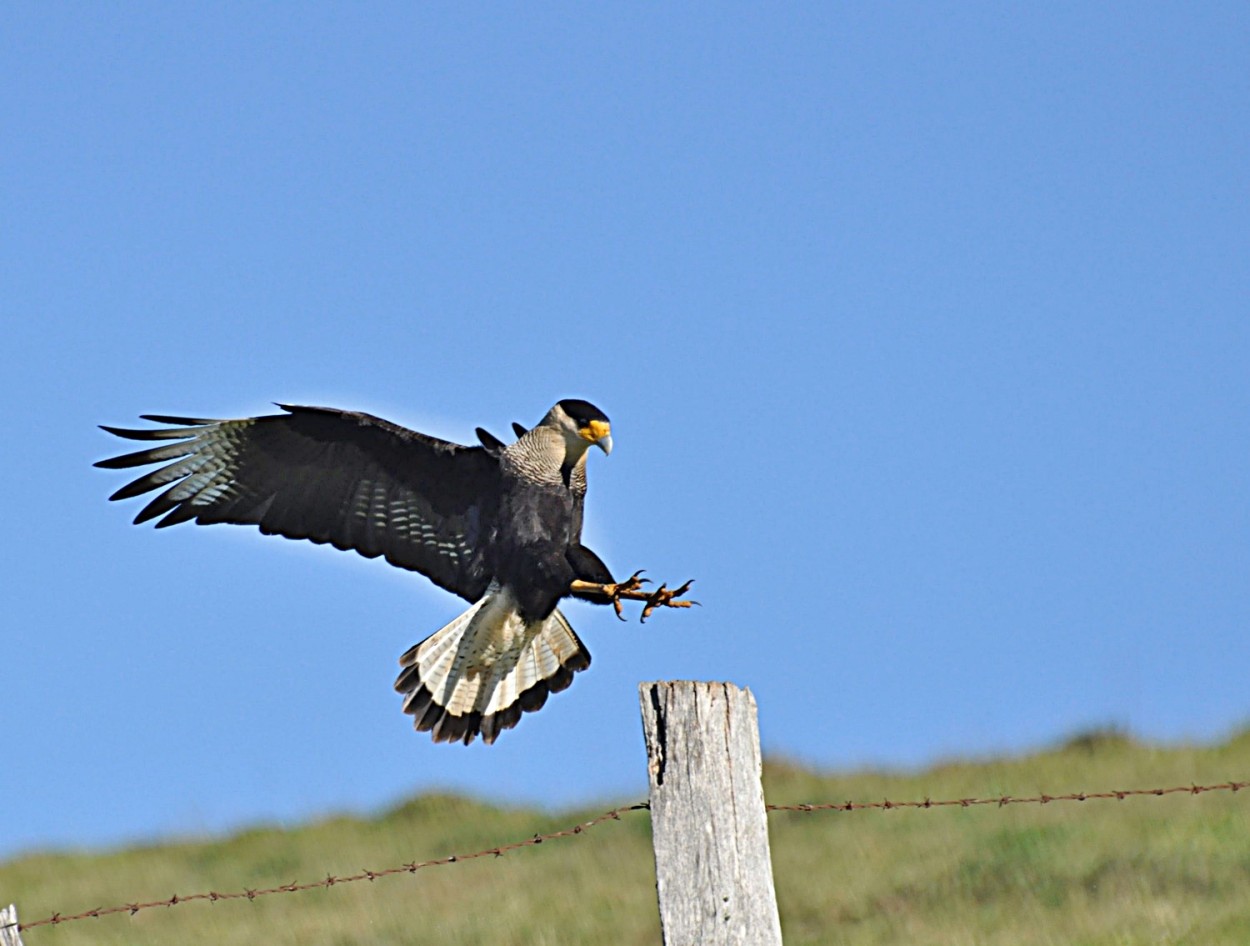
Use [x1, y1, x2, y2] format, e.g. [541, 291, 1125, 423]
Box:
[764, 779, 1246, 812]
[7, 780, 1245, 934]
[8, 802, 649, 933]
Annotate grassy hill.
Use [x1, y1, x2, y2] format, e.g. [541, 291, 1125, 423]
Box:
[3, 727, 1248, 945]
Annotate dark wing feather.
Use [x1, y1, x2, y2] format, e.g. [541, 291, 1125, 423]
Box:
[474, 427, 507, 453]
[95, 405, 501, 601]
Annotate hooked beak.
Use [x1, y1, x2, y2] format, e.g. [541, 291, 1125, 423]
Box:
[579, 419, 612, 456]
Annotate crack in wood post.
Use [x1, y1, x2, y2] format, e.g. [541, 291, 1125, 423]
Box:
[638, 681, 783, 945]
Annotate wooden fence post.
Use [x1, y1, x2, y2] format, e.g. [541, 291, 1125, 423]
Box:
[0, 904, 23, 946]
[638, 681, 783, 946]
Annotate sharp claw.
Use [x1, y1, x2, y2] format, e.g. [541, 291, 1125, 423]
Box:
[613, 571, 647, 596]
[638, 578, 701, 622]
[603, 569, 647, 618]
[640, 583, 669, 623]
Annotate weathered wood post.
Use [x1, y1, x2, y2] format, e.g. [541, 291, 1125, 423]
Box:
[638, 681, 783, 945]
[0, 904, 23, 946]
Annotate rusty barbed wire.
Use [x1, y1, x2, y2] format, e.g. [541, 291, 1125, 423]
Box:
[763, 779, 1246, 813]
[7, 780, 1245, 934]
[10, 803, 648, 933]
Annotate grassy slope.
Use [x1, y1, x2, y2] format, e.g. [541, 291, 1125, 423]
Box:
[3, 728, 1248, 945]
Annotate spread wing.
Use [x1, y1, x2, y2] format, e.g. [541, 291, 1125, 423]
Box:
[95, 404, 501, 602]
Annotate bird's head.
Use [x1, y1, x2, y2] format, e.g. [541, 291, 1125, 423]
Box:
[546, 398, 612, 457]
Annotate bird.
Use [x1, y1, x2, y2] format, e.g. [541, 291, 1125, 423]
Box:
[95, 399, 624, 745]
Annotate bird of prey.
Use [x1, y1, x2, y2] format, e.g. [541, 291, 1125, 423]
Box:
[95, 399, 642, 745]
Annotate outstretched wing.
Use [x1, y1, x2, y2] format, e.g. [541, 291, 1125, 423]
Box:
[95, 404, 501, 602]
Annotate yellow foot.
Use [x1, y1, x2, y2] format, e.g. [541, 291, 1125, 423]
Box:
[603, 569, 648, 620]
[640, 579, 697, 623]
[568, 572, 698, 622]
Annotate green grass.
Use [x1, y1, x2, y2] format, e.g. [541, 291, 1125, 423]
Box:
[4, 727, 1248, 944]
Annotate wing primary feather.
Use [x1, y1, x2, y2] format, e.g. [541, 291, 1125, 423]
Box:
[95, 443, 196, 471]
[139, 415, 220, 426]
[107, 454, 212, 500]
[98, 424, 204, 443]
[157, 503, 202, 529]
[133, 480, 191, 525]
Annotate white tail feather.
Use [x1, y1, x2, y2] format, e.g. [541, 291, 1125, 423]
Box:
[395, 585, 590, 745]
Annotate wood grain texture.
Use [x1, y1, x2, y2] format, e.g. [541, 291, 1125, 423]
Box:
[0, 905, 23, 946]
[638, 681, 784, 946]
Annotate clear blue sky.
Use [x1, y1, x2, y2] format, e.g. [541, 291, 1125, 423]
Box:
[2, 4, 1247, 857]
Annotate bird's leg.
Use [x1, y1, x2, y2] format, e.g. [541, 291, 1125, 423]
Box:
[569, 569, 647, 620]
[568, 571, 698, 622]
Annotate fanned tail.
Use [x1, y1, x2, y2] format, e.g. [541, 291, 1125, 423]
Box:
[394, 585, 591, 745]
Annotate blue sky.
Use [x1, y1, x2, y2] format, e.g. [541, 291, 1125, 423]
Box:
[2, 4, 1247, 857]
